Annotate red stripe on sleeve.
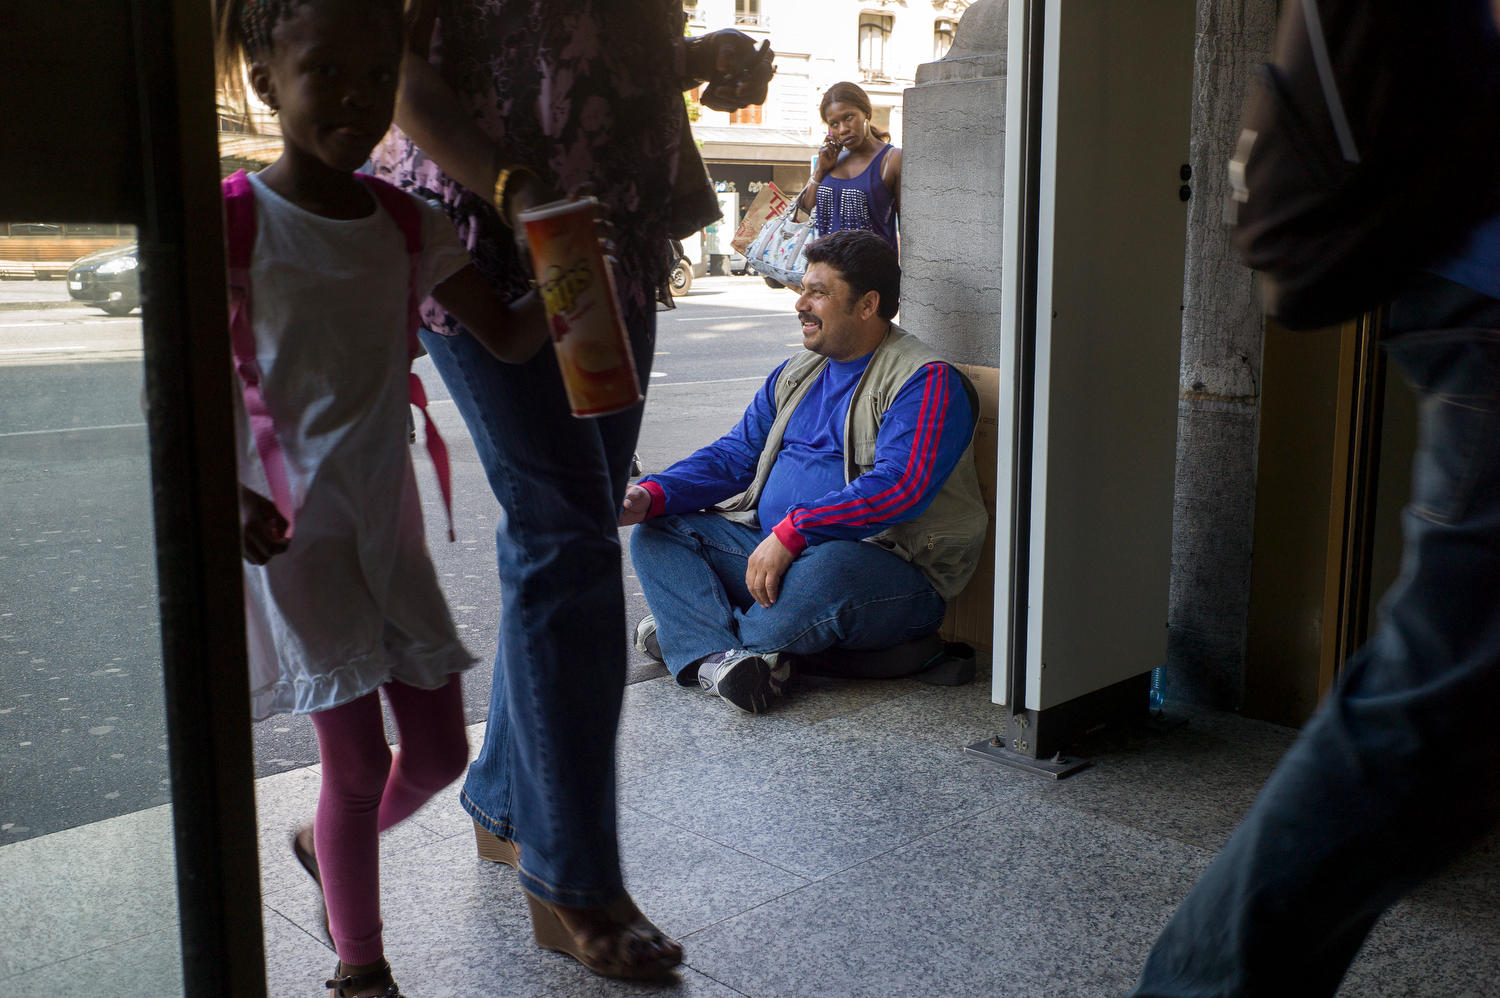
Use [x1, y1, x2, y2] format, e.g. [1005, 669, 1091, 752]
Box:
[791, 364, 951, 532]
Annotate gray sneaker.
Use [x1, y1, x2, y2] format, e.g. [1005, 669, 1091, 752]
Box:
[766, 652, 791, 697]
[634, 615, 662, 662]
[696, 650, 791, 713]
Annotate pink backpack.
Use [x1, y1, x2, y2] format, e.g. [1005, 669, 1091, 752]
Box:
[222, 169, 455, 542]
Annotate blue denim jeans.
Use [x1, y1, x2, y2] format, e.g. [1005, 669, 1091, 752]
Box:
[1131, 276, 1500, 995]
[418, 305, 651, 908]
[629, 512, 948, 682]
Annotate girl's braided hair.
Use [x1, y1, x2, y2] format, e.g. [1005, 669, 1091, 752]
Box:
[213, 0, 407, 121]
[214, 0, 312, 122]
[235, 0, 297, 58]
[215, 0, 306, 88]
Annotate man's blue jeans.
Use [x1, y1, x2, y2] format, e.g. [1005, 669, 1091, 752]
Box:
[417, 305, 650, 908]
[1131, 276, 1500, 995]
[630, 512, 948, 682]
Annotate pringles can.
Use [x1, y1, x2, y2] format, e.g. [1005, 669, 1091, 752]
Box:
[519, 197, 643, 418]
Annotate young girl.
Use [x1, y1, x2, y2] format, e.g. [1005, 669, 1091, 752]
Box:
[796, 81, 902, 249]
[215, 1, 547, 995]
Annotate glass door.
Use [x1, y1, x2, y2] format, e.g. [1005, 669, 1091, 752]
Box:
[0, 233, 187, 993]
[1, 3, 266, 995]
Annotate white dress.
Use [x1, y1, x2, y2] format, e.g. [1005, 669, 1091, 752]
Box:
[237, 173, 476, 720]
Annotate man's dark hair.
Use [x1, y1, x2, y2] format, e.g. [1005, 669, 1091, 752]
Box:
[803, 230, 901, 320]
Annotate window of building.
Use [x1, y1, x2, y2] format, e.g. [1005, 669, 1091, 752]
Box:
[729, 103, 764, 125]
[859, 13, 894, 79]
[935, 18, 956, 60]
[735, 0, 768, 29]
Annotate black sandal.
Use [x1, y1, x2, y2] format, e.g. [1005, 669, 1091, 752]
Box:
[291, 826, 331, 945]
[325, 958, 404, 997]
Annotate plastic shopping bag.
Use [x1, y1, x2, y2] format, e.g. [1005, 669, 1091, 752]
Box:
[745, 204, 816, 287]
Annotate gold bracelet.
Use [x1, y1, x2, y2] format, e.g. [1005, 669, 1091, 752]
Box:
[492, 166, 534, 228]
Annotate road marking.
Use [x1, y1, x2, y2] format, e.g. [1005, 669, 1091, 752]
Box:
[649, 371, 667, 378]
[0, 319, 136, 329]
[653, 375, 763, 388]
[0, 345, 89, 353]
[0, 422, 145, 439]
[673, 311, 787, 323]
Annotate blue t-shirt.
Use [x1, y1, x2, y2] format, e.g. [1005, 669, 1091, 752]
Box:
[758, 354, 872, 531]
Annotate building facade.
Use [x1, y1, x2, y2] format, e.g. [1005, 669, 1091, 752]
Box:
[685, 0, 971, 247]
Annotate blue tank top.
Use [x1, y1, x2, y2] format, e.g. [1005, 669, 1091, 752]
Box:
[815, 143, 898, 248]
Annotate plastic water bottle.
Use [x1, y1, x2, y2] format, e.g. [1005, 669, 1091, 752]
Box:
[1149, 666, 1165, 711]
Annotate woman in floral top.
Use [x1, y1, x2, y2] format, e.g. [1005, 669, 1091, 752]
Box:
[373, 1, 773, 980]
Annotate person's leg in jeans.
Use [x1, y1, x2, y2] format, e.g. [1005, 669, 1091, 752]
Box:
[628, 512, 764, 681]
[417, 303, 651, 909]
[631, 512, 948, 681]
[735, 537, 947, 656]
[1130, 278, 1500, 996]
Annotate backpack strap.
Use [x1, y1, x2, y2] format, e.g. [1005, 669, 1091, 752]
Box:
[222, 169, 298, 538]
[357, 175, 424, 356]
[357, 174, 456, 542]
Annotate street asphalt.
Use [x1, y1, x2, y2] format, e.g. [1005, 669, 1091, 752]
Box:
[0, 279, 76, 310]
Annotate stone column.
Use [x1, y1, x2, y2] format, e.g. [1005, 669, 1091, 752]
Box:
[899, 0, 1007, 367]
[1165, 0, 1278, 709]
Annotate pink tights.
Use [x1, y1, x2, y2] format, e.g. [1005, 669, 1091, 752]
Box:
[309, 676, 468, 966]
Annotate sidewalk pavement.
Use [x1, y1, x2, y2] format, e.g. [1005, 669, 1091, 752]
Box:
[0, 279, 75, 311]
[4, 663, 1498, 997]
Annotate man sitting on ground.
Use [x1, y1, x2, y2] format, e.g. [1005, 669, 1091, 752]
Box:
[619, 230, 988, 712]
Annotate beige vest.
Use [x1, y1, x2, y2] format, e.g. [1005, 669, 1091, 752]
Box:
[717, 324, 989, 600]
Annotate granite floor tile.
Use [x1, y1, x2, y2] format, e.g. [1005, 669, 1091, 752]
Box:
[618, 670, 939, 780]
[0, 803, 178, 979]
[1025, 707, 1300, 852]
[1410, 828, 1500, 906]
[405, 784, 484, 845]
[3, 926, 182, 998]
[262, 905, 341, 995]
[794, 669, 1014, 755]
[615, 802, 812, 941]
[1337, 889, 1500, 998]
[620, 715, 1036, 881]
[772, 671, 931, 724]
[680, 798, 1212, 998]
[252, 765, 325, 897]
[616, 676, 874, 785]
[13, 667, 1499, 997]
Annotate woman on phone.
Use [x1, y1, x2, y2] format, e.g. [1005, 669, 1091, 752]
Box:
[796, 81, 900, 250]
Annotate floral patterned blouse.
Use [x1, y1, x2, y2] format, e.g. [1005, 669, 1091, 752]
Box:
[370, 0, 720, 334]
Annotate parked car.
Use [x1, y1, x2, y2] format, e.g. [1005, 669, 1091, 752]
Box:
[67, 242, 140, 316]
[668, 238, 693, 297]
